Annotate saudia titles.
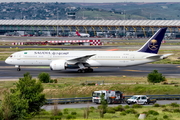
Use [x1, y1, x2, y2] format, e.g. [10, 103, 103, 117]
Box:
[148, 39, 158, 51]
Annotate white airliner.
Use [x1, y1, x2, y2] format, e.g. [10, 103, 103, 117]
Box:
[5, 27, 172, 73]
[76, 31, 90, 37]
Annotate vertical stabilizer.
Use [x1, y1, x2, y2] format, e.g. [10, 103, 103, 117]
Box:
[138, 27, 167, 54]
[76, 31, 81, 36]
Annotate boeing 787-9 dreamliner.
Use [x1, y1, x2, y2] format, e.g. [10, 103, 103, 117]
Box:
[5, 27, 172, 73]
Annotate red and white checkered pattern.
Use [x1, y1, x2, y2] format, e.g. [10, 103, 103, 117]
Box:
[12, 42, 24, 45]
[89, 40, 102, 45]
[48, 40, 102, 45]
[48, 40, 90, 43]
[12, 40, 102, 46]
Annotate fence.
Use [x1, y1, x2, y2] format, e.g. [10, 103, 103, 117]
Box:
[46, 95, 180, 104]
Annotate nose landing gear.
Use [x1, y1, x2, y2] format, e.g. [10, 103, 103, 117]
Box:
[15, 65, 21, 71]
[17, 68, 21, 71]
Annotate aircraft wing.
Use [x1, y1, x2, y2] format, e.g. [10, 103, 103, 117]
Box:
[67, 54, 96, 63]
[145, 53, 173, 59]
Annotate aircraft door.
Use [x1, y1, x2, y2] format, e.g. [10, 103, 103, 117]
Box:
[17, 53, 21, 60]
[130, 54, 135, 61]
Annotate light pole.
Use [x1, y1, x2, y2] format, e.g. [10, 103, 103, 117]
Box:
[57, 11, 59, 37]
[21, 11, 23, 20]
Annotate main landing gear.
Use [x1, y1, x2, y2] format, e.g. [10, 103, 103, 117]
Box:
[77, 67, 93, 73]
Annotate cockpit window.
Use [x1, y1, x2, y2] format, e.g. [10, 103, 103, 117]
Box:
[10, 55, 12, 57]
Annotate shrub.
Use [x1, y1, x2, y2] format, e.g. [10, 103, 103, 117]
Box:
[38, 72, 50, 83]
[120, 111, 126, 116]
[90, 106, 95, 110]
[147, 110, 159, 116]
[58, 111, 63, 116]
[132, 104, 143, 108]
[87, 82, 96, 86]
[54, 79, 58, 83]
[71, 111, 77, 115]
[125, 109, 137, 114]
[147, 70, 166, 84]
[135, 113, 139, 118]
[66, 115, 76, 119]
[50, 116, 61, 120]
[63, 108, 69, 114]
[90, 106, 95, 112]
[173, 109, 180, 113]
[153, 103, 161, 107]
[124, 105, 130, 109]
[50, 79, 54, 83]
[80, 83, 86, 86]
[40, 110, 50, 115]
[54, 116, 61, 120]
[163, 115, 169, 119]
[113, 105, 125, 111]
[161, 105, 166, 108]
[170, 102, 179, 107]
[106, 107, 116, 113]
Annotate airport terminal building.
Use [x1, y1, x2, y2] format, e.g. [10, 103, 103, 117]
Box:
[0, 20, 180, 38]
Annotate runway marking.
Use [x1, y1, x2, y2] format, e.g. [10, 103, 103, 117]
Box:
[123, 70, 148, 72]
[106, 49, 119, 51]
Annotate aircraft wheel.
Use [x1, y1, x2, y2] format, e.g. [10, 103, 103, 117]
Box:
[87, 68, 93, 72]
[17, 68, 21, 71]
[81, 69, 85, 73]
[78, 69, 82, 73]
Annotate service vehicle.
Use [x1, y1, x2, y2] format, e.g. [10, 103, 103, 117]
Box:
[126, 95, 156, 105]
[92, 90, 124, 104]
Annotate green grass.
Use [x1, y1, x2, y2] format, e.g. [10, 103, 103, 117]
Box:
[1, 76, 180, 99]
[32, 103, 180, 120]
[44, 82, 180, 98]
[1, 76, 180, 119]
[21, 76, 180, 98]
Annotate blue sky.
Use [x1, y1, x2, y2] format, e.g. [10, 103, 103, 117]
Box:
[1, 0, 180, 3]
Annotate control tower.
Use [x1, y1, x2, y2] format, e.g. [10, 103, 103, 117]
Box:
[67, 12, 76, 20]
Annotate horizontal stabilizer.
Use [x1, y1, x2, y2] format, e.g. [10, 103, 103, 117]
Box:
[145, 53, 172, 59]
[160, 53, 173, 59]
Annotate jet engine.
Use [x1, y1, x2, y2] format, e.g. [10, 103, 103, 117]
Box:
[50, 60, 67, 70]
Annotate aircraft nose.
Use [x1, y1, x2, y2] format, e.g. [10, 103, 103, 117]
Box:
[5, 58, 10, 64]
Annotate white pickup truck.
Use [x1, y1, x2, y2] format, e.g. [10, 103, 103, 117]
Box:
[126, 95, 156, 105]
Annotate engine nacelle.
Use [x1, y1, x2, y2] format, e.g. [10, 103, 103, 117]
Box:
[50, 60, 66, 70]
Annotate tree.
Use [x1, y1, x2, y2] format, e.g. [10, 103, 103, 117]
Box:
[98, 94, 108, 118]
[1, 91, 28, 120]
[38, 72, 50, 83]
[0, 72, 46, 119]
[17, 72, 46, 114]
[147, 70, 166, 84]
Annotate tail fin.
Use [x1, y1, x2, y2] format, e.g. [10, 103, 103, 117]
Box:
[138, 27, 167, 54]
[76, 31, 81, 36]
